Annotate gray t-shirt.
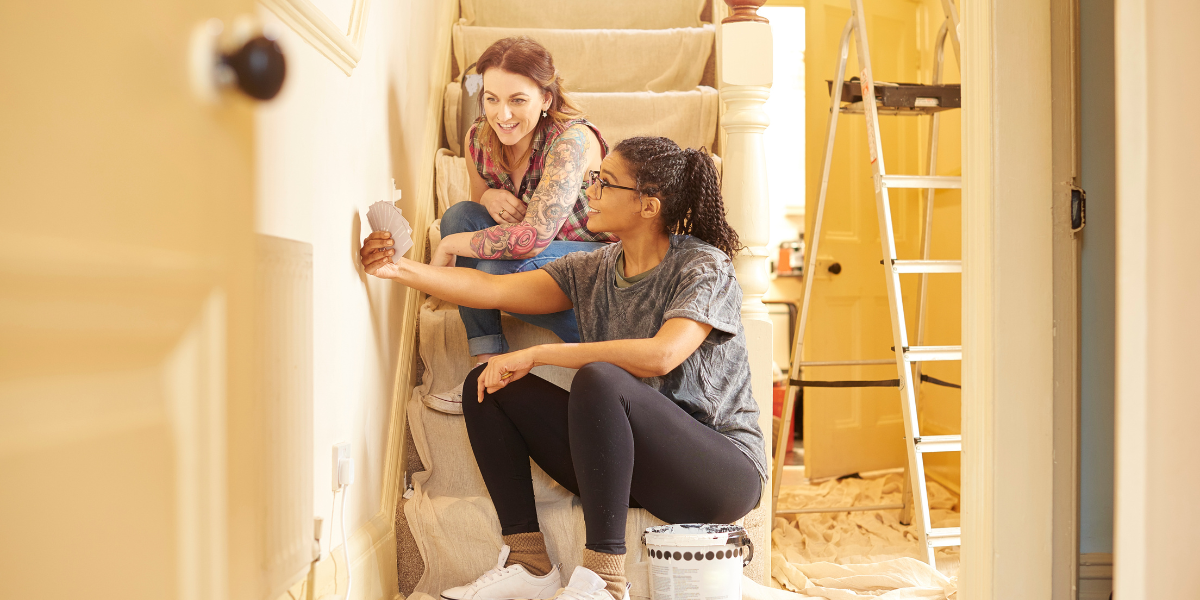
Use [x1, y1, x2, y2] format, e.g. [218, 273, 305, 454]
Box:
[542, 235, 768, 482]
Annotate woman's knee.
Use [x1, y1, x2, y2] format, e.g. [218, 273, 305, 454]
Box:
[569, 362, 631, 415]
[571, 362, 626, 390]
[460, 363, 489, 419]
[440, 201, 492, 236]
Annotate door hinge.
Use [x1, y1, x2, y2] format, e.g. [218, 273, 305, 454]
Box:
[1071, 187, 1087, 234]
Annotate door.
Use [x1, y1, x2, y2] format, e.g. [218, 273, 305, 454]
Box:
[802, 0, 955, 479]
[0, 1, 261, 598]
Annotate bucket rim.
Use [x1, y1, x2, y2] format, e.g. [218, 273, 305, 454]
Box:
[641, 523, 748, 547]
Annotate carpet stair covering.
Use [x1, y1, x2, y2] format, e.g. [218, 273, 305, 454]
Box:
[454, 24, 715, 93]
[458, 0, 706, 30]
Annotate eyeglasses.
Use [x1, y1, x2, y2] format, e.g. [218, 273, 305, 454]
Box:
[585, 170, 638, 199]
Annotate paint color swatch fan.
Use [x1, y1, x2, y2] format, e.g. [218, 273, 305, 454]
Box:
[366, 200, 413, 262]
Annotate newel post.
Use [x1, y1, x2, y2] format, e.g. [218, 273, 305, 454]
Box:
[719, 0, 773, 585]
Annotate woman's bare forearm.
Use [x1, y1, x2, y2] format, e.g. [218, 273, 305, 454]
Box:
[527, 318, 713, 378]
[389, 258, 503, 309]
[386, 258, 572, 314]
[530, 340, 671, 378]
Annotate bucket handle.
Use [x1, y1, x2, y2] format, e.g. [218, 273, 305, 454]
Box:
[741, 536, 754, 568]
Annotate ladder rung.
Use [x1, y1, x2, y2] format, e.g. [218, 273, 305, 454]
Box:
[915, 435, 961, 453]
[798, 359, 895, 367]
[892, 259, 962, 273]
[904, 345, 962, 362]
[881, 175, 962, 189]
[927, 527, 961, 547]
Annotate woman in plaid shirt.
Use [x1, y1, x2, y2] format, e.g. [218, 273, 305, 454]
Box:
[432, 36, 617, 379]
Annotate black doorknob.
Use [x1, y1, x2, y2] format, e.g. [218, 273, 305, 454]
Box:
[223, 35, 286, 100]
[828, 262, 842, 275]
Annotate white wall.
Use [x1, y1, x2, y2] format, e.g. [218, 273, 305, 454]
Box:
[255, 0, 441, 556]
[1079, 0, 1115, 556]
[1114, 0, 1200, 596]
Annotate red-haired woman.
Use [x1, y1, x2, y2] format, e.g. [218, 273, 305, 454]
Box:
[433, 37, 616, 409]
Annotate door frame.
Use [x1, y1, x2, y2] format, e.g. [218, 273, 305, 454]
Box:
[961, 0, 1079, 597]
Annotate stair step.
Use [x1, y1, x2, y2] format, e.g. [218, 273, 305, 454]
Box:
[881, 175, 962, 189]
[915, 435, 961, 453]
[454, 24, 714, 93]
[892, 259, 962, 273]
[444, 84, 720, 155]
[903, 345, 962, 362]
[460, 0, 706, 29]
[927, 527, 961, 547]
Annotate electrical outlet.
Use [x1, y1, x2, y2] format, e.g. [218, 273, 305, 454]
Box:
[332, 442, 351, 491]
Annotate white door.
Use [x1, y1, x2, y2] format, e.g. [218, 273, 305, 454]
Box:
[0, 1, 264, 598]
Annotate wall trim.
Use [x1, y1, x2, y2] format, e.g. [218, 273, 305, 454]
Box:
[960, 0, 996, 595]
[1079, 553, 1113, 600]
[276, 509, 398, 600]
[259, 0, 371, 75]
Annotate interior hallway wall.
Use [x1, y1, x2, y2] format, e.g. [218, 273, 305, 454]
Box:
[1079, 0, 1115, 555]
[255, 0, 440, 558]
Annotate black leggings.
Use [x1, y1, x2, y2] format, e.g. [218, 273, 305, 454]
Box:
[461, 362, 762, 555]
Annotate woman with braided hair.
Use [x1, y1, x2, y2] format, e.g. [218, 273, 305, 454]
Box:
[360, 136, 765, 600]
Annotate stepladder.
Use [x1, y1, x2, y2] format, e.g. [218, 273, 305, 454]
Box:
[771, 0, 963, 569]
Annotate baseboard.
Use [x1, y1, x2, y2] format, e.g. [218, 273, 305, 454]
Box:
[275, 509, 398, 600]
[1078, 553, 1112, 600]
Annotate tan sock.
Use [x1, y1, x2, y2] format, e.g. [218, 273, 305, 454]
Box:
[582, 549, 627, 600]
[503, 532, 553, 577]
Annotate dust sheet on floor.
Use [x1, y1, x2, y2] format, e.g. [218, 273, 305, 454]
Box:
[765, 471, 959, 599]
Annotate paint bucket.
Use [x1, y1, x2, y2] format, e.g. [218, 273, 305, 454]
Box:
[641, 524, 753, 600]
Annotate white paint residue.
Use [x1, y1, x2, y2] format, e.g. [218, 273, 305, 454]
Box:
[768, 472, 960, 599]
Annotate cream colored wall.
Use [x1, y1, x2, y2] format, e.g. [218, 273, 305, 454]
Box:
[1113, 0, 1200, 597]
[255, 0, 443, 583]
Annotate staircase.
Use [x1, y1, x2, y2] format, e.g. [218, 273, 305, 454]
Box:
[395, 1, 775, 597]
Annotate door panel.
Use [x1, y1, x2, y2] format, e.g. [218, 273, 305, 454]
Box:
[0, 1, 258, 598]
[802, 0, 925, 479]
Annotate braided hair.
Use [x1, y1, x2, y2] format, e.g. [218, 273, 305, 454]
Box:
[612, 136, 743, 258]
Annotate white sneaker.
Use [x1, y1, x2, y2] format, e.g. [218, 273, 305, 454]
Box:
[441, 545, 561, 600]
[427, 383, 464, 414]
[555, 567, 630, 600]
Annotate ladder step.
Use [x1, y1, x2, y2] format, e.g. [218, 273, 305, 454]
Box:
[892, 259, 962, 273]
[798, 359, 895, 367]
[927, 527, 961, 547]
[881, 175, 962, 189]
[904, 345, 962, 362]
[915, 435, 961, 453]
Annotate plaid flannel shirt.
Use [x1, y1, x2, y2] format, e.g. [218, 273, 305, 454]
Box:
[467, 117, 619, 243]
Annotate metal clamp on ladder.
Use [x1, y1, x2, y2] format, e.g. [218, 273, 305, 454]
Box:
[771, 0, 963, 569]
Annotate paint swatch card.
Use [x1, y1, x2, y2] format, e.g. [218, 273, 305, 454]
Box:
[366, 201, 413, 263]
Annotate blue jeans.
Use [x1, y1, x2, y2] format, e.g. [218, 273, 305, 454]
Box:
[440, 201, 604, 356]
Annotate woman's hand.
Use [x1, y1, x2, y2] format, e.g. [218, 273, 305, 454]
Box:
[360, 231, 402, 279]
[430, 240, 457, 268]
[477, 347, 538, 398]
[480, 188, 526, 224]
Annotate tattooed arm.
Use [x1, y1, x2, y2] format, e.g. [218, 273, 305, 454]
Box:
[435, 125, 592, 264]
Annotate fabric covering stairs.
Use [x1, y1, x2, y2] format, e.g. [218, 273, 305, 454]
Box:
[396, 0, 771, 596]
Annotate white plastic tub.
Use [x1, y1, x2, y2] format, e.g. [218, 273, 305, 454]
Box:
[641, 524, 753, 600]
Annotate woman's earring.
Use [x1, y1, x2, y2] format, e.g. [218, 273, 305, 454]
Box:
[542, 109, 548, 118]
